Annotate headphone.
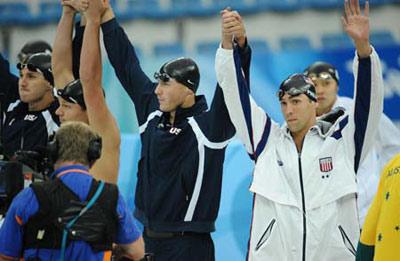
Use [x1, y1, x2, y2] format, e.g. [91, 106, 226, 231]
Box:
[47, 135, 102, 167]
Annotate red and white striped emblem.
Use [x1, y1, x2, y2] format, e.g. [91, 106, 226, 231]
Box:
[319, 157, 333, 172]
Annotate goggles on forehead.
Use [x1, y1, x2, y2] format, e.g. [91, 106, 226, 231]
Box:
[18, 53, 29, 64]
[277, 85, 317, 102]
[17, 62, 43, 75]
[307, 72, 334, 81]
[154, 72, 172, 82]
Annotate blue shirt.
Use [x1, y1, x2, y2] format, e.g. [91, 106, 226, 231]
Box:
[0, 164, 141, 260]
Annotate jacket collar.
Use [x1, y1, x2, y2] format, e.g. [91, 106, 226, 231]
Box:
[50, 164, 89, 179]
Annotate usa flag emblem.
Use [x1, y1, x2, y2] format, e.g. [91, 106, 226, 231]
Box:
[319, 157, 333, 172]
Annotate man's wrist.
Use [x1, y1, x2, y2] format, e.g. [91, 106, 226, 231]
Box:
[101, 8, 115, 24]
[236, 35, 246, 48]
[62, 8, 76, 17]
[355, 41, 372, 58]
[86, 18, 102, 26]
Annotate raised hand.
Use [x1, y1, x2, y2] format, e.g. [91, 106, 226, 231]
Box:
[221, 8, 246, 49]
[342, 0, 371, 57]
[85, 0, 106, 22]
[61, 0, 89, 13]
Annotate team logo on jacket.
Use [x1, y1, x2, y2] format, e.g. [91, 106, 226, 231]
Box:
[24, 114, 38, 121]
[169, 127, 182, 135]
[319, 157, 333, 172]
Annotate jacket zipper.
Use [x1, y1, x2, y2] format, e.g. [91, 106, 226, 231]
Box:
[298, 153, 306, 261]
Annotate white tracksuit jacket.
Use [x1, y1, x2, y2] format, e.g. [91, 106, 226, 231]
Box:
[215, 46, 384, 261]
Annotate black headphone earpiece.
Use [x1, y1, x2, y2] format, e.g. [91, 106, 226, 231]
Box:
[46, 135, 102, 167]
[87, 137, 102, 165]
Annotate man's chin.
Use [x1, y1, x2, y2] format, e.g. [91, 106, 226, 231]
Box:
[19, 96, 30, 103]
[287, 124, 300, 133]
[159, 106, 172, 113]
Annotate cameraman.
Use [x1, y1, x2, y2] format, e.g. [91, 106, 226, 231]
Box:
[0, 122, 144, 260]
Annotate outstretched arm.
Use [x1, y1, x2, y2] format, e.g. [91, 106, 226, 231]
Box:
[341, 0, 384, 172]
[52, 1, 81, 89]
[342, 0, 372, 58]
[79, 0, 120, 184]
[100, 6, 157, 125]
[198, 9, 252, 144]
[217, 11, 279, 161]
[221, 9, 251, 84]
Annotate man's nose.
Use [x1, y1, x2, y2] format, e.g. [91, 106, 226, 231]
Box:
[154, 84, 161, 95]
[55, 107, 62, 116]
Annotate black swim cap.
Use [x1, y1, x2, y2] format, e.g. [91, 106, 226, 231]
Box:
[56, 79, 86, 109]
[17, 52, 54, 86]
[154, 57, 200, 92]
[277, 73, 317, 102]
[304, 61, 339, 83]
[18, 40, 52, 63]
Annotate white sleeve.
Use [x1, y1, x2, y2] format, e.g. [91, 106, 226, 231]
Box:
[343, 46, 384, 171]
[215, 47, 279, 160]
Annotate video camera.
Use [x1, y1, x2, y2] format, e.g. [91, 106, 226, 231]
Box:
[0, 160, 24, 216]
[0, 148, 53, 217]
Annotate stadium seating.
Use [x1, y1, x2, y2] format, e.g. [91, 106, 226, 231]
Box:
[1, 0, 399, 25]
[279, 36, 312, 51]
[0, 2, 29, 25]
[196, 41, 220, 55]
[153, 42, 185, 56]
[249, 39, 271, 53]
[38, 2, 62, 23]
[370, 31, 397, 46]
[257, 0, 302, 12]
[303, 0, 340, 9]
[321, 33, 353, 49]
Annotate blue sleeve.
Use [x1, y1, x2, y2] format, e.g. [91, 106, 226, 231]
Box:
[0, 52, 19, 111]
[101, 18, 158, 125]
[0, 188, 39, 258]
[196, 42, 252, 142]
[115, 193, 141, 244]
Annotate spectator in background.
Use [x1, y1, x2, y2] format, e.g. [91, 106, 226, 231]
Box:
[0, 40, 57, 159]
[52, 0, 120, 184]
[88, 2, 251, 260]
[215, 0, 384, 260]
[304, 61, 400, 225]
[0, 121, 144, 261]
[356, 153, 400, 261]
